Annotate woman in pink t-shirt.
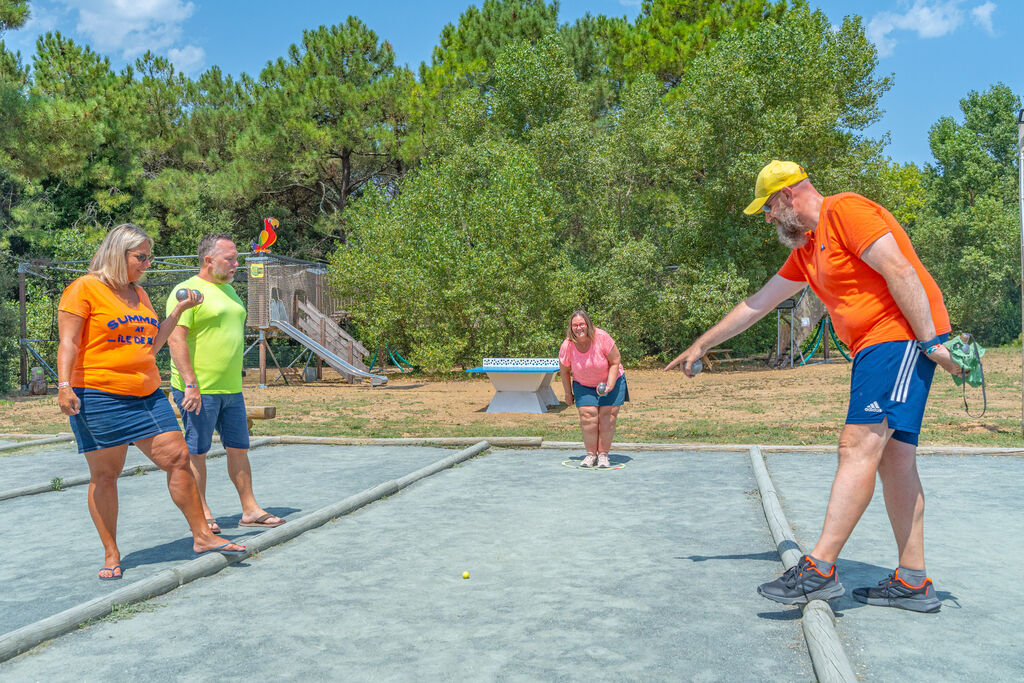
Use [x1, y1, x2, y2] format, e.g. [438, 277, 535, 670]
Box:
[558, 310, 628, 468]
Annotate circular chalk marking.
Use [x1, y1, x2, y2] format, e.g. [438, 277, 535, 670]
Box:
[561, 459, 626, 470]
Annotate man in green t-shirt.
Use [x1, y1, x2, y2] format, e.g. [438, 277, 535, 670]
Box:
[167, 234, 285, 532]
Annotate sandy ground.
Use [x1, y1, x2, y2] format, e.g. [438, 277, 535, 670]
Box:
[3, 348, 1021, 445]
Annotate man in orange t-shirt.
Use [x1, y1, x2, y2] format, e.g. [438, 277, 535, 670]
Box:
[665, 161, 960, 613]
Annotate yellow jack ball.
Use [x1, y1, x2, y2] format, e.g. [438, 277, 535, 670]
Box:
[462, 571, 470, 579]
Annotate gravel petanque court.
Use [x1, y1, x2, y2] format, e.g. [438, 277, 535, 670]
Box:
[0, 444, 812, 680]
[0, 444, 456, 635]
[3, 441, 1017, 680]
[766, 451, 1024, 680]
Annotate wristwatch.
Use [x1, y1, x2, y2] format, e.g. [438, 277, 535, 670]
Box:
[917, 335, 943, 355]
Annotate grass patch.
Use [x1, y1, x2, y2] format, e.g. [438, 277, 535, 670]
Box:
[49, 477, 63, 491]
[79, 601, 166, 628]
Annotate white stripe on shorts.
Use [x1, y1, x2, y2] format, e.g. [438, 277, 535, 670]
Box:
[890, 341, 918, 404]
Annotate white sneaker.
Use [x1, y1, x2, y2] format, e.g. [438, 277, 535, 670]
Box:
[580, 453, 597, 468]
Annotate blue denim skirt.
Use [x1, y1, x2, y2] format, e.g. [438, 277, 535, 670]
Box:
[573, 376, 629, 408]
[69, 388, 181, 454]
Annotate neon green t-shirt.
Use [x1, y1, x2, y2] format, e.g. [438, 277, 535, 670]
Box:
[166, 275, 247, 393]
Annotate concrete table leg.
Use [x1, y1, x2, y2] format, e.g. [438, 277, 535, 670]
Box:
[484, 372, 558, 413]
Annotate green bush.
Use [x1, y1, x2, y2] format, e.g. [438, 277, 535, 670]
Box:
[330, 141, 581, 371]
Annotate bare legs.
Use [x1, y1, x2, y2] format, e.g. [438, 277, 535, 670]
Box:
[189, 446, 282, 525]
[84, 432, 243, 576]
[808, 421, 926, 570]
[576, 405, 620, 462]
[877, 437, 926, 570]
[84, 445, 129, 577]
[578, 406, 599, 456]
[132, 431, 243, 554]
[597, 405, 619, 454]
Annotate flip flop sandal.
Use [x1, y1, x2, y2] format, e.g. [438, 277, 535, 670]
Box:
[239, 513, 285, 528]
[196, 542, 247, 556]
[98, 565, 122, 581]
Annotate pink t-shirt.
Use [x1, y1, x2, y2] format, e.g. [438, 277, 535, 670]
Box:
[558, 328, 625, 388]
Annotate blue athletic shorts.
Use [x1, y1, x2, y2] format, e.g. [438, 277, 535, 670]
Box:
[573, 376, 629, 408]
[845, 335, 946, 446]
[171, 389, 251, 454]
[69, 388, 180, 454]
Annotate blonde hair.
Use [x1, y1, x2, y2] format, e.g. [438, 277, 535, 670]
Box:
[565, 309, 595, 343]
[89, 223, 154, 287]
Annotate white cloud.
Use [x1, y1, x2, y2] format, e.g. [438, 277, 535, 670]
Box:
[55, 0, 201, 70]
[971, 2, 996, 35]
[867, 1, 963, 57]
[168, 44, 204, 75]
[867, 1, 999, 57]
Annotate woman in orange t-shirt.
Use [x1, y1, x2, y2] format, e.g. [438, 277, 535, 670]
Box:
[57, 224, 246, 580]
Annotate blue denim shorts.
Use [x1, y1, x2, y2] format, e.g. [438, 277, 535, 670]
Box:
[69, 388, 180, 454]
[846, 336, 945, 446]
[171, 389, 250, 454]
[573, 376, 629, 408]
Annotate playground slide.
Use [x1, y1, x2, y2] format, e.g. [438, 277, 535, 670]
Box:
[269, 318, 388, 386]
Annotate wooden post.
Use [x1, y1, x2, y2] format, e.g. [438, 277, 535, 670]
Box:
[319, 318, 326, 380]
[258, 330, 267, 389]
[18, 267, 28, 391]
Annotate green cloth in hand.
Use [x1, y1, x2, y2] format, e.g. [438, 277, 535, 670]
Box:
[942, 335, 985, 387]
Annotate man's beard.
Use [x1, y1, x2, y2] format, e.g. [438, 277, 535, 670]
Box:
[774, 203, 809, 249]
[211, 264, 236, 283]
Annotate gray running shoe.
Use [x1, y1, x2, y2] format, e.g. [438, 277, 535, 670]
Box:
[852, 570, 940, 613]
[758, 555, 845, 605]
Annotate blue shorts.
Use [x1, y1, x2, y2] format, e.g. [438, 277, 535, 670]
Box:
[171, 389, 251, 455]
[845, 336, 946, 446]
[573, 376, 629, 408]
[69, 388, 180, 455]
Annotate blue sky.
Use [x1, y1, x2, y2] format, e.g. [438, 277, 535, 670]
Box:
[5, 1, 1023, 167]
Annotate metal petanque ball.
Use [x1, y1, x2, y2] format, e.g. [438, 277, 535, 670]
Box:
[596, 382, 607, 396]
[691, 359, 703, 375]
[175, 288, 203, 303]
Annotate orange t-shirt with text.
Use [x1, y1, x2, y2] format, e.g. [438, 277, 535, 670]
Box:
[58, 274, 162, 396]
[776, 193, 950, 357]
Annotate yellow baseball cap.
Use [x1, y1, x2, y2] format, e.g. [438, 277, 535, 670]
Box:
[743, 160, 808, 214]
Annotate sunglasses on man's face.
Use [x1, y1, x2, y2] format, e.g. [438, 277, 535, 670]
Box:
[762, 189, 789, 214]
